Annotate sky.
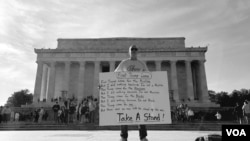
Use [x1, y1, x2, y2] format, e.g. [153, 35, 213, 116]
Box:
[0, 0, 250, 106]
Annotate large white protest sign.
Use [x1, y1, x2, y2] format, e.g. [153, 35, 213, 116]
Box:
[99, 71, 172, 126]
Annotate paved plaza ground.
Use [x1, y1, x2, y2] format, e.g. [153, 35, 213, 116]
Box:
[0, 130, 221, 141]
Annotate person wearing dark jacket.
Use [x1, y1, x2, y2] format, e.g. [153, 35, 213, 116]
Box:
[234, 102, 243, 124]
[52, 102, 60, 123]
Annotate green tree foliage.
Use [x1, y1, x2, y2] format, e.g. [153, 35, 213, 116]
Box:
[6, 89, 33, 107]
[208, 90, 217, 103]
[209, 89, 250, 107]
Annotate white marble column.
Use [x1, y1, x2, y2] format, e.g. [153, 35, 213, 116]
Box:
[93, 61, 100, 98]
[170, 60, 179, 102]
[199, 60, 209, 102]
[185, 60, 194, 101]
[40, 64, 49, 101]
[33, 61, 43, 103]
[109, 61, 116, 72]
[155, 61, 162, 71]
[77, 61, 85, 102]
[47, 61, 56, 102]
[64, 61, 70, 95]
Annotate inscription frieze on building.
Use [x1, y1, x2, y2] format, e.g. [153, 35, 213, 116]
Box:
[176, 52, 186, 57]
[57, 37, 186, 50]
[157, 52, 174, 56]
[38, 51, 204, 60]
[190, 52, 199, 56]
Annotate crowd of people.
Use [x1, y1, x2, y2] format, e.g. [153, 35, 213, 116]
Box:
[233, 100, 250, 124]
[173, 103, 195, 122]
[0, 105, 49, 124]
[52, 96, 99, 124]
[0, 96, 99, 124]
[1, 98, 250, 126]
[32, 107, 49, 123]
[172, 99, 250, 124]
[0, 105, 23, 123]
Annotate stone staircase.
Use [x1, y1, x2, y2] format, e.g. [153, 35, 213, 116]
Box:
[0, 121, 238, 131]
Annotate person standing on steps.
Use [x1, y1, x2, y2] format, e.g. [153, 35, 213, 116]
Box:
[52, 102, 60, 123]
[242, 100, 250, 124]
[115, 45, 149, 141]
[234, 102, 243, 124]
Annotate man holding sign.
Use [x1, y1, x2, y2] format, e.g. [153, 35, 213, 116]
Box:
[115, 45, 149, 141]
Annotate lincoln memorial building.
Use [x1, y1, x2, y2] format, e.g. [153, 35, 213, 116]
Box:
[33, 37, 214, 107]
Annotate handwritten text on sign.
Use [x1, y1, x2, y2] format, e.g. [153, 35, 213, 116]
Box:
[99, 71, 172, 126]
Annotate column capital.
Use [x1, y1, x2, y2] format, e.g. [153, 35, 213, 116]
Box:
[49, 61, 56, 67]
[64, 61, 71, 65]
[109, 60, 115, 64]
[155, 60, 162, 65]
[199, 59, 206, 63]
[155, 60, 162, 63]
[94, 61, 100, 67]
[170, 60, 177, 64]
[185, 60, 192, 67]
[79, 61, 86, 66]
[185, 60, 192, 63]
[36, 61, 43, 64]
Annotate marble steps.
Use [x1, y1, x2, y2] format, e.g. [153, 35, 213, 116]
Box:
[0, 121, 238, 131]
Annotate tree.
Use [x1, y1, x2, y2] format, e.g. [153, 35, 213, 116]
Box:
[6, 89, 33, 107]
[208, 88, 250, 107]
[216, 91, 230, 107]
[208, 90, 217, 103]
